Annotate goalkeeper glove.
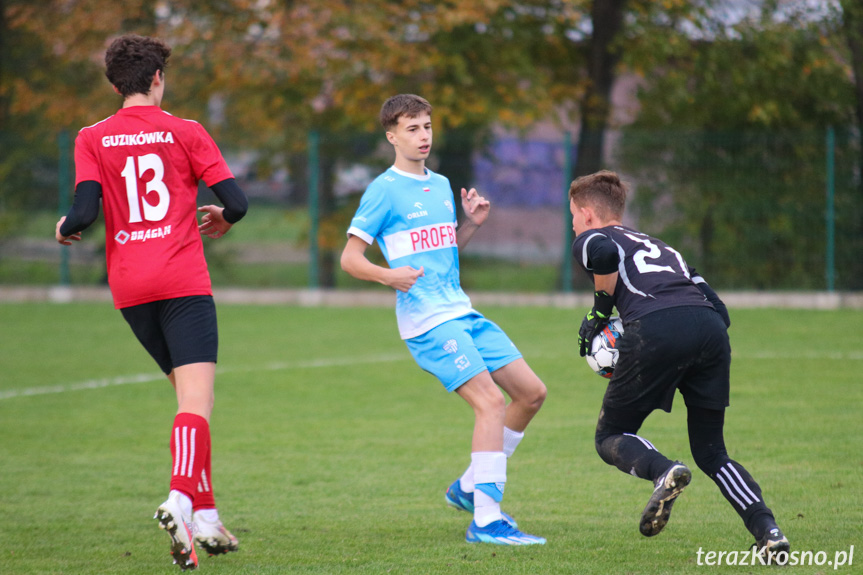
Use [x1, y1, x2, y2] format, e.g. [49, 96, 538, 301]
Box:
[578, 290, 614, 357]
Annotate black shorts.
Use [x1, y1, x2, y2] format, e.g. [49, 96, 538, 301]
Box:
[120, 295, 218, 375]
[602, 306, 730, 413]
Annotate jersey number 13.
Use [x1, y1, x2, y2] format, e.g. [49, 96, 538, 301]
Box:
[121, 154, 170, 223]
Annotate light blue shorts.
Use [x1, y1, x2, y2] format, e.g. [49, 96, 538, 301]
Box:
[405, 312, 522, 392]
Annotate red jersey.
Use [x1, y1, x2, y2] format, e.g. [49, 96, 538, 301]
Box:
[75, 106, 233, 309]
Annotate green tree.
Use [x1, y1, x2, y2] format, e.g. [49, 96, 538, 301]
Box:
[619, 2, 858, 289]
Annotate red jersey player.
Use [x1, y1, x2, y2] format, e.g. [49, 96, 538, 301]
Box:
[55, 34, 248, 571]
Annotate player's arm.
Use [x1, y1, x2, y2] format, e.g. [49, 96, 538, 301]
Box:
[578, 234, 620, 356]
[340, 234, 424, 293]
[689, 267, 730, 327]
[198, 178, 249, 239]
[456, 188, 490, 250]
[55, 181, 102, 244]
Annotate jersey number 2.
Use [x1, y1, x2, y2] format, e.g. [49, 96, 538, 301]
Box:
[625, 233, 689, 277]
[121, 154, 170, 223]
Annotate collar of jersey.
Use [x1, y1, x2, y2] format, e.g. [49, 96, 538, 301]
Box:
[390, 165, 431, 181]
[117, 105, 163, 115]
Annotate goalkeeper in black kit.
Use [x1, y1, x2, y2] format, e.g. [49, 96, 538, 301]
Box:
[569, 170, 789, 561]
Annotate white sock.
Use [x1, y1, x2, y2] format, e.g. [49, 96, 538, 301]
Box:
[503, 427, 524, 458]
[472, 451, 507, 527]
[194, 508, 219, 523]
[463, 428, 524, 491]
[474, 489, 501, 527]
[459, 463, 474, 492]
[169, 490, 193, 518]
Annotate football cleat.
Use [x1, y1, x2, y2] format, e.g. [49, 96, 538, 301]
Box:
[445, 479, 518, 527]
[155, 492, 199, 570]
[639, 462, 692, 537]
[446, 479, 475, 513]
[466, 520, 546, 545]
[755, 526, 790, 564]
[193, 511, 239, 556]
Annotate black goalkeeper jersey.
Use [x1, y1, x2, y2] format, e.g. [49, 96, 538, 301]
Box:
[572, 225, 713, 322]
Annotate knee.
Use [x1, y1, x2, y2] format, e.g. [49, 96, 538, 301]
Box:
[524, 380, 547, 413]
[474, 387, 507, 420]
[690, 442, 728, 476]
[594, 432, 620, 467]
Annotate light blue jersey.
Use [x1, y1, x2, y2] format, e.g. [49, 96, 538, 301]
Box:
[347, 166, 475, 339]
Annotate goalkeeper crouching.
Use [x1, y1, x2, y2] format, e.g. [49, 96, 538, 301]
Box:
[569, 170, 789, 562]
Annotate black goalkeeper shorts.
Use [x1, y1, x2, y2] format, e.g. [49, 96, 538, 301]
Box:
[602, 305, 730, 413]
[120, 295, 218, 375]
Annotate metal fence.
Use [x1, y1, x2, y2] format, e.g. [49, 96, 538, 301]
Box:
[0, 126, 857, 292]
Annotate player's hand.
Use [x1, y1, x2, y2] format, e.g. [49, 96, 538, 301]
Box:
[461, 188, 490, 226]
[387, 266, 424, 292]
[198, 205, 233, 239]
[55, 217, 81, 245]
[578, 306, 611, 357]
[579, 290, 615, 356]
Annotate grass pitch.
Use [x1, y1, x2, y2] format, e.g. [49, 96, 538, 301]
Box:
[1, 302, 861, 574]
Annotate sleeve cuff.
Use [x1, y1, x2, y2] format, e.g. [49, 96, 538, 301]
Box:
[347, 226, 374, 245]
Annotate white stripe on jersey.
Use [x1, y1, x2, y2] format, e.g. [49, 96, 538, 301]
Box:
[383, 222, 457, 260]
[615, 241, 653, 299]
[580, 232, 606, 270]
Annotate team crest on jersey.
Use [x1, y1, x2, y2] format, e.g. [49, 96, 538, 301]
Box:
[454, 354, 471, 372]
[443, 339, 458, 354]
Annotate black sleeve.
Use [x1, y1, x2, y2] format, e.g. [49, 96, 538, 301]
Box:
[586, 235, 620, 275]
[692, 274, 731, 328]
[59, 181, 102, 236]
[210, 178, 249, 224]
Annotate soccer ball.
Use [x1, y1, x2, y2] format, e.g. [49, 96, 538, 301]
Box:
[585, 317, 624, 379]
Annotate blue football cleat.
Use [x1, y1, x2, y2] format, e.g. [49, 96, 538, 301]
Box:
[466, 520, 546, 545]
[445, 479, 475, 513]
[445, 479, 518, 527]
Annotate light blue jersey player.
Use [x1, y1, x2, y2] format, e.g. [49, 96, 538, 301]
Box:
[341, 94, 548, 546]
[346, 165, 473, 343]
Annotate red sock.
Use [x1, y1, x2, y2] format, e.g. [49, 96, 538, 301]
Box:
[194, 434, 217, 511]
[169, 413, 210, 506]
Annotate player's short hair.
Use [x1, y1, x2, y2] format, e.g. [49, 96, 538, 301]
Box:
[569, 170, 627, 221]
[380, 94, 432, 131]
[105, 34, 171, 98]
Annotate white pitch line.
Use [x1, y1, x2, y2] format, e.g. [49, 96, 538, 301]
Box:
[735, 350, 863, 361]
[3, 349, 861, 401]
[0, 352, 408, 401]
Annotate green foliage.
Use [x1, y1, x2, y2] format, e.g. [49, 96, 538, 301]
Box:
[618, 5, 860, 289]
[0, 303, 861, 573]
[619, 129, 863, 289]
[631, 19, 853, 130]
